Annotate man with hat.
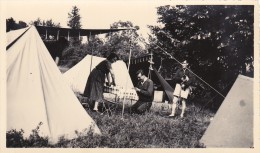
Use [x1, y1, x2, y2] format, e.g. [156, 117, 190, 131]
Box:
[169, 60, 194, 118]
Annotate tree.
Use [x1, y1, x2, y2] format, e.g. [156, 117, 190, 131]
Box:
[30, 18, 60, 27]
[45, 19, 60, 27]
[101, 20, 147, 61]
[29, 18, 61, 40]
[6, 17, 28, 32]
[148, 5, 254, 109]
[61, 21, 146, 67]
[67, 6, 82, 29]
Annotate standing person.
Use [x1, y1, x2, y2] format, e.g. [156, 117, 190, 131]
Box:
[131, 69, 154, 114]
[169, 60, 194, 118]
[83, 53, 119, 112]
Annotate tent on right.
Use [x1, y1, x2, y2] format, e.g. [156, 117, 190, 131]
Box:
[200, 75, 253, 148]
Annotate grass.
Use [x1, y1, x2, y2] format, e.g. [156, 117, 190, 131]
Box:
[82, 103, 212, 148]
[7, 96, 214, 148]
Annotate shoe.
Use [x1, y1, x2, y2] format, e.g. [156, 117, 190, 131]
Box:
[167, 114, 176, 118]
[168, 114, 175, 117]
[167, 116, 178, 119]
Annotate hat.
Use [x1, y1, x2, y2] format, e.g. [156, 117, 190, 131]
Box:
[181, 60, 188, 65]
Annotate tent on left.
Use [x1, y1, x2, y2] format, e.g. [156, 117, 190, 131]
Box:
[6, 26, 101, 144]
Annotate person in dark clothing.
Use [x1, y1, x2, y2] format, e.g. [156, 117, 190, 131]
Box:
[169, 60, 194, 118]
[131, 69, 154, 114]
[83, 53, 119, 111]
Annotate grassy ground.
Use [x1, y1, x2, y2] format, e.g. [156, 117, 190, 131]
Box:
[7, 95, 214, 148]
[78, 101, 213, 148]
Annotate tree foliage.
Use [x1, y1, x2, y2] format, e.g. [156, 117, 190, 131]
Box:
[148, 5, 254, 108]
[61, 21, 146, 67]
[67, 6, 82, 29]
[30, 18, 61, 27]
[61, 36, 104, 67]
[6, 17, 28, 32]
[102, 20, 147, 61]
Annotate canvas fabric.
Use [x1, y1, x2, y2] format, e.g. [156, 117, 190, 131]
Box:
[7, 26, 101, 143]
[200, 75, 253, 148]
[63, 55, 138, 100]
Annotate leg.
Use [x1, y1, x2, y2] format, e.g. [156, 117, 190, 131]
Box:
[86, 99, 95, 110]
[170, 83, 181, 117]
[93, 101, 99, 111]
[169, 96, 179, 117]
[180, 99, 186, 118]
[131, 101, 142, 114]
[136, 102, 152, 114]
[179, 87, 189, 118]
[93, 98, 103, 111]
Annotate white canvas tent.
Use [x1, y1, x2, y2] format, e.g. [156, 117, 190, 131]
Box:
[7, 26, 100, 143]
[63, 55, 137, 100]
[200, 75, 253, 148]
[7, 27, 29, 47]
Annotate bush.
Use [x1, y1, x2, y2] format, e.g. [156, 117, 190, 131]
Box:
[7, 122, 50, 148]
[6, 129, 25, 147]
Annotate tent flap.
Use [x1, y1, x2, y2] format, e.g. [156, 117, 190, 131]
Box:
[153, 68, 174, 103]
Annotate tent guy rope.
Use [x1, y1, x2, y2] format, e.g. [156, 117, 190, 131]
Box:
[139, 36, 226, 99]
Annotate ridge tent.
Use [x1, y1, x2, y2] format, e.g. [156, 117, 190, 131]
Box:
[6, 26, 100, 144]
[200, 75, 253, 148]
[6, 27, 30, 49]
[63, 55, 138, 100]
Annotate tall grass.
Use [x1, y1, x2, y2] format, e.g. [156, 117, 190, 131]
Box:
[7, 101, 213, 148]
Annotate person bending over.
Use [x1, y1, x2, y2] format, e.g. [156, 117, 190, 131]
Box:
[83, 53, 119, 112]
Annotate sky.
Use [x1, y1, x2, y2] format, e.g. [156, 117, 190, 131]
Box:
[2, 0, 258, 38]
[2, 0, 175, 39]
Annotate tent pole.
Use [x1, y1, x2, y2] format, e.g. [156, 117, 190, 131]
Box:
[148, 51, 154, 79]
[57, 30, 59, 40]
[121, 29, 134, 119]
[68, 31, 70, 41]
[45, 30, 48, 40]
[89, 32, 93, 73]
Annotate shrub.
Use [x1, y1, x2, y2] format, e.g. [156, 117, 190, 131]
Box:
[6, 122, 50, 148]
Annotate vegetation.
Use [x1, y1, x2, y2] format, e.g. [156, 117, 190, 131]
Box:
[67, 6, 82, 29]
[6, 17, 28, 32]
[104, 20, 147, 61]
[6, 5, 254, 148]
[148, 5, 254, 109]
[7, 122, 49, 147]
[7, 100, 213, 148]
[60, 20, 147, 67]
[30, 17, 61, 27]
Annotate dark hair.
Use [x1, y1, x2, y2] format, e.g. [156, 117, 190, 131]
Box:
[136, 69, 145, 76]
[107, 52, 119, 61]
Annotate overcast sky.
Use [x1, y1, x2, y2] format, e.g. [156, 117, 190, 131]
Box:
[3, 0, 176, 39]
[3, 0, 258, 38]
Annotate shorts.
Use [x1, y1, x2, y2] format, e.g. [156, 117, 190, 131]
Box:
[173, 83, 190, 99]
